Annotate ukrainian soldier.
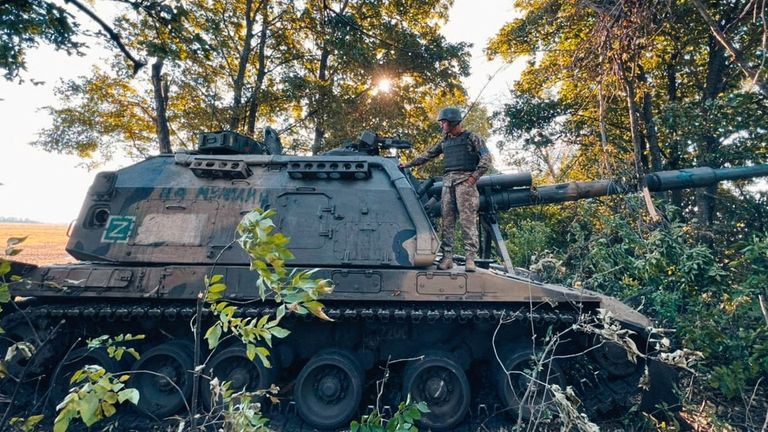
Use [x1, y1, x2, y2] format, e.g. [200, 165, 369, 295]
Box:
[399, 107, 493, 271]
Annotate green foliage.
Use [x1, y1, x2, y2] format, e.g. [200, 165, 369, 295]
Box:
[35, 70, 159, 162]
[52, 333, 144, 431]
[0, 237, 28, 379]
[210, 379, 278, 432]
[9, 414, 45, 431]
[204, 208, 334, 367]
[54, 366, 138, 432]
[235, 208, 334, 316]
[0, 0, 85, 81]
[493, 90, 568, 151]
[487, 0, 768, 190]
[505, 219, 555, 268]
[35, 0, 472, 161]
[200, 208, 334, 430]
[536, 205, 768, 400]
[86, 333, 145, 361]
[350, 397, 429, 432]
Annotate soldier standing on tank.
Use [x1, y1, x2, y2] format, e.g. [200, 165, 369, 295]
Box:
[399, 107, 493, 271]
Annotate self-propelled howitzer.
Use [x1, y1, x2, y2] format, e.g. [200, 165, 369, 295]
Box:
[5, 130, 766, 431]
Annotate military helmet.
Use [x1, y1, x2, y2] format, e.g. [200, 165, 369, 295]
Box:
[437, 107, 463, 123]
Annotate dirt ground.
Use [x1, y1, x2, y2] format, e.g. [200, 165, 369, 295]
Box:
[0, 223, 75, 266]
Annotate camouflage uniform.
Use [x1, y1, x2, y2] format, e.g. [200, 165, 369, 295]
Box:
[405, 132, 493, 260]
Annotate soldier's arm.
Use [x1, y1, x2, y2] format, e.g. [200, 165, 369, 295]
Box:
[402, 140, 443, 168]
[469, 133, 493, 179]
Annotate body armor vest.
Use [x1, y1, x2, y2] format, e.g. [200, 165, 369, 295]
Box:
[443, 132, 479, 172]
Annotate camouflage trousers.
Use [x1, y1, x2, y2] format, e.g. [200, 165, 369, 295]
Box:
[441, 178, 479, 259]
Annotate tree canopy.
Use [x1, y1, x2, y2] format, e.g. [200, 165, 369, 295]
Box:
[24, 0, 473, 160]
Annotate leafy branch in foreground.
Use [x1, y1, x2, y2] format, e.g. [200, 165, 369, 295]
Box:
[204, 208, 334, 365]
[53, 334, 145, 432]
[351, 396, 429, 432]
[53, 365, 139, 432]
[0, 236, 27, 332]
[199, 208, 334, 431]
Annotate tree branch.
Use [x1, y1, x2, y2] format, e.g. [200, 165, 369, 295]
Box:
[689, 0, 767, 95]
[64, 0, 147, 75]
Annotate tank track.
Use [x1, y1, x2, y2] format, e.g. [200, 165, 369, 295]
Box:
[1, 301, 646, 431]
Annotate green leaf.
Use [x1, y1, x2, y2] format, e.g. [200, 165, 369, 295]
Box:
[269, 327, 291, 338]
[305, 301, 333, 321]
[205, 323, 223, 349]
[257, 314, 270, 328]
[125, 348, 140, 360]
[70, 369, 84, 384]
[117, 388, 140, 404]
[5, 236, 28, 256]
[209, 283, 227, 293]
[80, 393, 101, 426]
[53, 412, 72, 432]
[255, 346, 271, 368]
[0, 284, 10, 304]
[276, 304, 286, 321]
[209, 274, 224, 284]
[246, 343, 257, 361]
[101, 401, 117, 417]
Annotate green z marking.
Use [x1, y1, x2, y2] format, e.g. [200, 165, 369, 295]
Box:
[102, 216, 136, 243]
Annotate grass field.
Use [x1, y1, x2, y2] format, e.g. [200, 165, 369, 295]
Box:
[0, 223, 76, 266]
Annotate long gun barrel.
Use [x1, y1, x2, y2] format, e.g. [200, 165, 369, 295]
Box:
[424, 164, 768, 214]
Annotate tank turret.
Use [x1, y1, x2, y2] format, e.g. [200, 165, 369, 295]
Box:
[4, 129, 767, 431]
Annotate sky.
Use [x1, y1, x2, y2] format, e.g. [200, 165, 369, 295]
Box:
[0, 0, 522, 224]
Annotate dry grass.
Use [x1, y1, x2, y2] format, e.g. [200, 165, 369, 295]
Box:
[0, 223, 76, 266]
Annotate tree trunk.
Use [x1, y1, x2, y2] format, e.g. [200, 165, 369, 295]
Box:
[640, 81, 662, 171]
[311, 48, 331, 155]
[617, 58, 645, 180]
[598, 82, 610, 177]
[696, 34, 729, 230]
[689, 0, 767, 95]
[666, 51, 684, 209]
[247, 1, 270, 135]
[151, 58, 172, 154]
[228, 0, 260, 131]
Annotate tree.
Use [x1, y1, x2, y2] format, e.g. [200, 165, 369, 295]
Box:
[0, 0, 84, 81]
[0, 0, 152, 82]
[34, 0, 471, 162]
[283, 0, 471, 154]
[487, 0, 768, 230]
[35, 0, 206, 157]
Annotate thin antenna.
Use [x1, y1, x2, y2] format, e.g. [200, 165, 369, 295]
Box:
[462, 62, 511, 121]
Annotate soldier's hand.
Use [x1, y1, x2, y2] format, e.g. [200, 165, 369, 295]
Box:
[467, 176, 477, 186]
[398, 163, 408, 169]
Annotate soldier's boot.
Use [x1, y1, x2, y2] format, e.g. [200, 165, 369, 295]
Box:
[465, 257, 476, 272]
[437, 256, 454, 270]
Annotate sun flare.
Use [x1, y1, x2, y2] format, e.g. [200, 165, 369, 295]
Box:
[376, 78, 393, 93]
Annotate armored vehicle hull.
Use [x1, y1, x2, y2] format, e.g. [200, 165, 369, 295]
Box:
[5, 263, 660, 430]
